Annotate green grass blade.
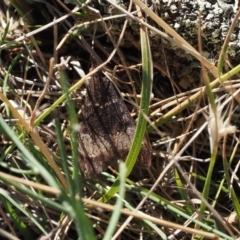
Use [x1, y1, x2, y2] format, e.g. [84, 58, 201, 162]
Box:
[103, 163, 126, 240]
[1, 193, 46, 237]
[99, 23, 152, 203]
[0, 117, 59, 189]
[59, 70, 82, 196]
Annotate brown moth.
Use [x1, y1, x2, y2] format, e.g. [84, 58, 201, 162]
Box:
[78, 71, 151, 178]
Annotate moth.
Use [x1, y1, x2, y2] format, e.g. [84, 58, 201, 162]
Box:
[78, 70, 151, 178]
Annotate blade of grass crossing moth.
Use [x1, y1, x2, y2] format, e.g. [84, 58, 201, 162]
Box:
[59, 71, 95, 239]
[99, 24, 152, 202]
[59, 71, 82, 196]
[124, 23, 152, 176]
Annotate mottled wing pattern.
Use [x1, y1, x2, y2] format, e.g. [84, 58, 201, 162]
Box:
[79, 72, 151, 178]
